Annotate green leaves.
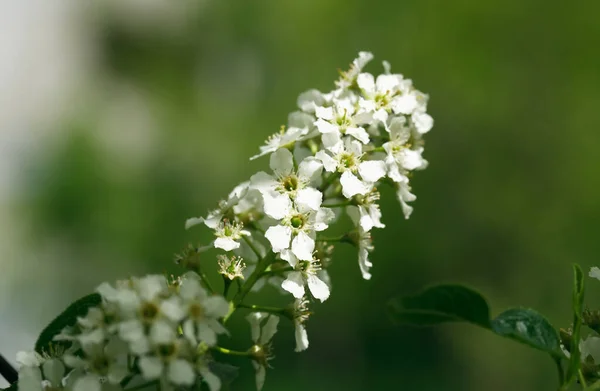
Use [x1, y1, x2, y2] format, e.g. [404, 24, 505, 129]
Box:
[389, 284, 562, 357]
[34, 293, 102, 355]
[388, 284, 491, 328]
[208, 362, 239, 390]
[491, 308, 561, 356]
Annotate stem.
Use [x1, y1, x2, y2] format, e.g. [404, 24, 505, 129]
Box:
[242, 235, 263, 260]
[223, 277, 232, 298]
[120, 374, 135, 388]
[238, 303, 289, 317]
[198, 270, 215, 294]
[579, 369, 588, 388]
[212, 346, 251, 357]
[249, 222, 266, 235]
[316, 234, 351, 243]
[224, 253, 275, 323]
[0, 352, 17, 384]
[322, 201, 352, 208]
[260, 266, 293, 277]
[554, 357, 565, 390]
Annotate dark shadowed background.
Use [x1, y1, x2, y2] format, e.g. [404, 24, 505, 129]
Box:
[1, 1, 600, 390]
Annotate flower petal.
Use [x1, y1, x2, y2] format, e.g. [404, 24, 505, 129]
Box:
[265, 225, 292, 253]
[307, 274, 330, 302]
[269, 148, 294, 177]
[358, 160, 387, 183]
[262, 192, 292, 220]
[168, 359, 196, 386]
[291, 231, 315, 261]
[281, 272, 306, 299]
[296, 188, 323, 211]
[340, 171, 369, 198]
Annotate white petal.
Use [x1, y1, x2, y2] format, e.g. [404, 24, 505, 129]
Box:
[42, 359, 64, 386]
[262, 192, 292, 220]
[291, 231, 315, 261]
[359, 246, 373, 280]
[376, 74, 401, 93]
[168, 359, 196, 386]
[18, 366, 43, 391]
[314, 118, 338, 134]
[265, 225, 292, 253]
[250, 171, 278, 193]
[139, 356, 163, 380]
[204, 296, 230, 318]
[296, 188, 323, 211]
[260, 315, 280, 345]
[255, 364, 266, 391]
[214, 237, 240, 252]
[297, 89, 324, 112]
[590, 267, 600, 281]
[358, 160, 387, 183]
[315, 150, 337, 172]
[137, 275, 168, 301]
[73, 375, 101, 391]
[340, 171, 369, 198]
[294, 323, 309, 352]
[412, 112, 434, 134]
[392, 94, 418, 114]
[197, 322, 218, 346]
[307, 274, 330, 302]
[160, 297, 186, 322]
[346, 127, 370, 145]
[199, 367, 222, 391]
[280, 249, 299, 267]
[315, 106, 334, 120]
[400, 149, 426, 170]
[314, 208, 335, 231]
[269, 148, 294, 176]
[357, 72, 375, 93]
[298, 158, 323, 182]
[185, 217, 204, 230]
[282, 272, 306, 299]
[17, 351, 43, 367]
[373, 109, 388, 124]
[246, 313, 267, 343]
[321, 131, 341, 149]
[179, 278, 204, 300]
[150, 320, 176, 345]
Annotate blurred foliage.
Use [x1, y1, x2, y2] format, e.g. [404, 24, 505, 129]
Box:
[7, 0, 600, 390]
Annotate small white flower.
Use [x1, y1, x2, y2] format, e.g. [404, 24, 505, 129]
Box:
[264, 205, 334, 261]
[280, 251, 330, 302]
[317, 138, 386, 199]
[217, 254, 246, 280]
[186, 182, 251, 230]
[247, 313, 279, 391]
[292, 297, 311, 352]
[177, 278, 230, 347]
[346, 190, 385, 233]
[336, 51, 374, 90]
[396, 177, 417, 219]
[251, 126, 310, 160]
[314, 99, 370, 145]
[250, 148, 323, 211]
[213, 220, 250, 252]
[590, 267, 600, 281]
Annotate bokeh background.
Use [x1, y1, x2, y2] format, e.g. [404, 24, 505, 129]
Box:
[1, 1, 600, 390]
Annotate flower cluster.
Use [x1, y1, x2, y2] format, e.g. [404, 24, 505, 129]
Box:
[17, 274, 228, 391]
[14, 52, 432, 391]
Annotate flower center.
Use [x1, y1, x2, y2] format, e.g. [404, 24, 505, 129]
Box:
[290, 214, 305, 229]
[189, 303, 205, 320]
[140, 302, 159, 323]
[157, 343, 177, 361]
[339, 152, 356, 170]
[281, 175, 298, 192]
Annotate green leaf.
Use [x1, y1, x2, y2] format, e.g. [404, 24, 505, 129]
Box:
[34, 293, 102, 355]
[208, 361, 239, 389]
[387, 284, 491, 328]
[567, 264, 586, 383]
[491, 308, 562, 356]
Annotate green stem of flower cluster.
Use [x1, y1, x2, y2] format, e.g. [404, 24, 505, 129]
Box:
[212, 346, 251, 357]
[199, 270, 215, 294]
[319, 172, 340, 193]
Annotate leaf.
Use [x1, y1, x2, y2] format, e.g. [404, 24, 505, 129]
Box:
[208, 361, 239, 389]
[34, 293, 102, 355]
[567, 264, 586, 383]
[387, 284, 491, 328]
[491, 308, 562, 356]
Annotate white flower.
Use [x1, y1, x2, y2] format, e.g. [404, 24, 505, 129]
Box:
[280, 251, 330, 302]
[412, 110, 434, 134]
[383, 117, 428, 182]
[63, 336, 129, 386]
[185, 182, 251, 230]
[213, 220, 250, 252]
[316, 138, 386, 199]
[336, 51, 374, 90]
[356, 230, 374, 280]
[176, 278, 230, 347]
[264, 204, 334, 261]
[247, 313, 279, 391]
[136, 322, 196, 387]
[346, 189, 385, 232]
[251, 126, 310, 160]
[314, 99, 370, 146]
[356, 71, 404, 124]
[396, 177, 417, 219]
[217, 254, 246, 280]
[292, 298, 311, 352]
[250, 148, 323, 211]
[590, 267, 600, 281]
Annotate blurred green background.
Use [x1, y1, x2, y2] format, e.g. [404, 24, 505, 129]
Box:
[2, 0, 600, 390]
